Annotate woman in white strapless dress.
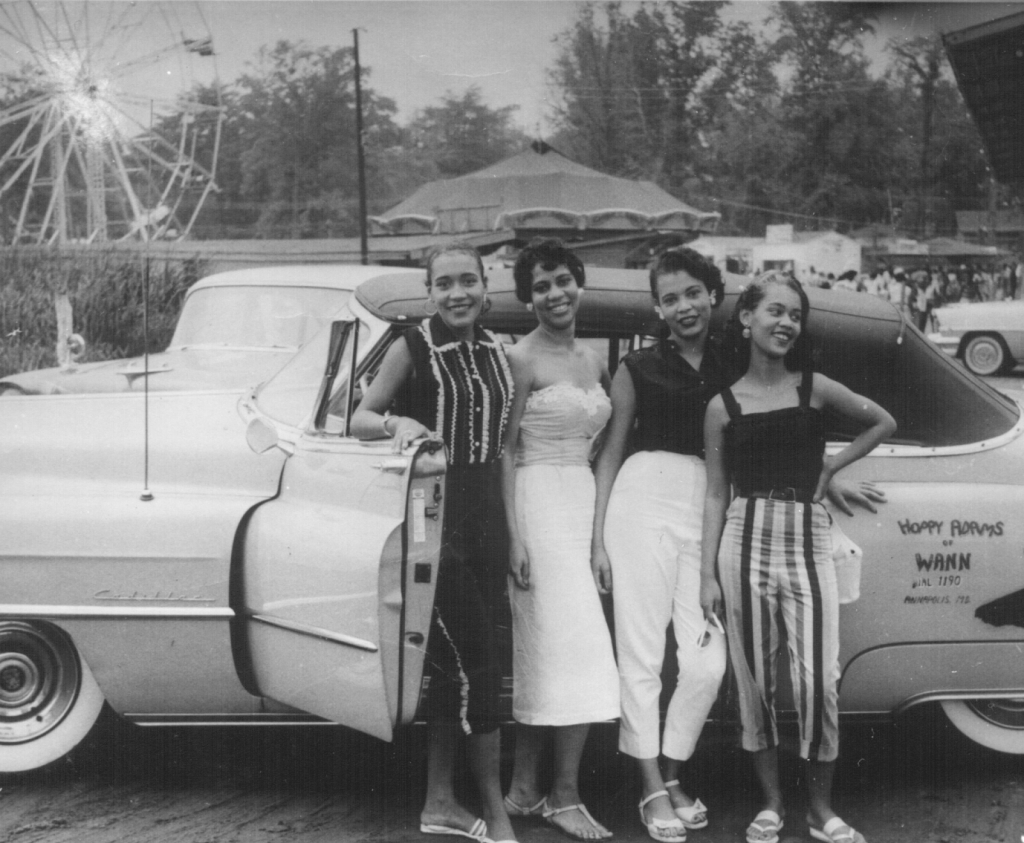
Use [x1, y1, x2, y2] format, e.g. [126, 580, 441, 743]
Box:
[501, 240, 619, 841]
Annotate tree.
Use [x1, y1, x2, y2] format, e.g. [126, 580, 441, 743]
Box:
[885, 34, 988, 235]
[407, 86, 526, 178]
[548, 2, 727, 189]
[232, 40, 399, 238]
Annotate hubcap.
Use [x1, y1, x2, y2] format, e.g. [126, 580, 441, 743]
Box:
[967, 698, 1024, 731]
[966, 339, 1002, 374]
[0, 623, 81, 744]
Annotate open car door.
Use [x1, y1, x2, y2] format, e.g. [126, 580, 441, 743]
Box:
[238, 320, 444, 740]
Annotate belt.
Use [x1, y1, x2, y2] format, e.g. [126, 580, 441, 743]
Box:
[740, 487, 814, 504]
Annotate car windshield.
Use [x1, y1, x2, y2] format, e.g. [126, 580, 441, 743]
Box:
[254, 304, 373, 429]
[170, 286, 350, 350]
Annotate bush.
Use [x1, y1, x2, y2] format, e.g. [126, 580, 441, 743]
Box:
[0, 248, 205, 378]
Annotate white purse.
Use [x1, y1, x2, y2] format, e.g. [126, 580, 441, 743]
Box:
[827, 513, 863, 604]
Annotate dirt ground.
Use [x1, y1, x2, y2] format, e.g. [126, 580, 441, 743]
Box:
[1, 705, 1022, 843]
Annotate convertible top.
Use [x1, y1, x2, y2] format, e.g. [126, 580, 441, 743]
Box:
[355, 264, 905, 339]
[355, 265, 1017, 447]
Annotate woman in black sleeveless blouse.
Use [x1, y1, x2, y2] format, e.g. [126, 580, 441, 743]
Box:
[701, 272, 895, 843]
[352, 244, 517, 843]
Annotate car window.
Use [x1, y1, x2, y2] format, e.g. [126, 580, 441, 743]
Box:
[171, 286, 350, 350]
[255, 309, 371, 429]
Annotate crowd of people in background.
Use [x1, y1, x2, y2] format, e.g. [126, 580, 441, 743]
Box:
[799, 260, 1024, 331]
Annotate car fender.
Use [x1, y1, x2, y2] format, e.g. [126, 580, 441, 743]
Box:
[839, 641, 1024, 714]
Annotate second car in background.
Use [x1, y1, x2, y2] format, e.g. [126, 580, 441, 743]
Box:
[929, 299, 1024, 375]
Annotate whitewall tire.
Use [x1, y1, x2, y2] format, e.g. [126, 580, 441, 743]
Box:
[941, 698, 1024, 754]
[0, 621, 105, 773]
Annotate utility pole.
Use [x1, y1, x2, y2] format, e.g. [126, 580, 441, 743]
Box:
[353, 28, 368, 265]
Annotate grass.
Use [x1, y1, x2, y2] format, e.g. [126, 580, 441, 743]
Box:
[0, 248, 205, 378]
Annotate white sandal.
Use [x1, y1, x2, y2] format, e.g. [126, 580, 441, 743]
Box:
[639, 790, 687, 843]
[663, 780, 708, 829]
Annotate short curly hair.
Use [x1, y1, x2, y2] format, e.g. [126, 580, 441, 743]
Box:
[512, 238, 586, 303]
[649, 247, 725, 306]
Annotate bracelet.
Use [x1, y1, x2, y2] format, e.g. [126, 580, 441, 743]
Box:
[382, 415, 397, 437]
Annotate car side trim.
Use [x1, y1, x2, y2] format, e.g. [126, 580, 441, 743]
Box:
[249, 612, 378, 653]
[0, 605, 233, 619]
[893, 689, 1024, 717]
[126, 713, 334, 726]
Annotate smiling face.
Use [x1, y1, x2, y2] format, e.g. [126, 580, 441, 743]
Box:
[741, 281, 805, 359]
[654, 270, 713, 345]
[529, 262, 580, 330]
[427, 252, 486, 338]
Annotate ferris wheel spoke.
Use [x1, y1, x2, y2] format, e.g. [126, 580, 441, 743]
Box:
[0, 1, 221, 243]
[0, 104, 49, 174]
[0, 6, 35, 54]
[0, 104, 62, 197]
[56, 1, 87, 68]
[25, 2, 76, 66]
[103, 100, 216, 183]
[0, 95, 51, 129]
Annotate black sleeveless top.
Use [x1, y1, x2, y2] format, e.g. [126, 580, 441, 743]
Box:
[391, 314, 513, 467]
[722, 369, 826, 497]
[622, 334, 733, 459]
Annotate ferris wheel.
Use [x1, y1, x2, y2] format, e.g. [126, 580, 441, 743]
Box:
[0, 1, 222, 244]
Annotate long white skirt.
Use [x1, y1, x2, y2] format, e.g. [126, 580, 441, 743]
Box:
[511, 464, 620, 725]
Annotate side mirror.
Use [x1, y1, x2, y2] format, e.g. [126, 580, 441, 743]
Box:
[246, 418, 280, 454]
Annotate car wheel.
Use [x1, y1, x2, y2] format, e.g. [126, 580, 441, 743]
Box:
[0, 621, 104, 772]
[941, 698, 1024, 754]
[962, 334, 1008, 376]
[0, 384, 27, 397]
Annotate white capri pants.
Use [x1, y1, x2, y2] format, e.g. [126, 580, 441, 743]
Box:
[605, 452, 727, 760]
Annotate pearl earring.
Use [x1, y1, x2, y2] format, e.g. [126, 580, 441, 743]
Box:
[526, 303, 533, 312]
[742, 326, 751, 339]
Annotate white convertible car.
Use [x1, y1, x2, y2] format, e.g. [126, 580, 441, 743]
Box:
[1, 266, 1023, 773]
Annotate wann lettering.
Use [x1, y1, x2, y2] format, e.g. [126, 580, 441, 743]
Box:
[915, 552, 971, 571]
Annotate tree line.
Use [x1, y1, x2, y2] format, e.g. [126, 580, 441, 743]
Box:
[0, 2, 999, 241]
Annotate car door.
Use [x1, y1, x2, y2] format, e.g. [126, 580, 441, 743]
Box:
[238, 320, 445, 741]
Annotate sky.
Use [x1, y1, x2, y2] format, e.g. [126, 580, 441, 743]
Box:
[1, 1, 1022, 134]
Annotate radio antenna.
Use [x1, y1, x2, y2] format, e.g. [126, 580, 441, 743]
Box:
[140, 99, 154, 502]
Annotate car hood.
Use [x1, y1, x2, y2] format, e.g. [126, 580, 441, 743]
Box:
[0, 347, 295, 395]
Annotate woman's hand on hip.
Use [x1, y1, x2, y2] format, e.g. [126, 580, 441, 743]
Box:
[509, 540, 531, 590]
[591, 546, 613, 595]
[812, 455, 839, 503]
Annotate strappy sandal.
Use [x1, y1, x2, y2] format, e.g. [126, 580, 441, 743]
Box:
[663, 780, 708, 829]
[638, 790, 687, 843]
[543, 801, 613, 840]
[503, 794, 547, 817]
[746, 810, 783, 843]
[420, 817, 488, 841]
[808, 816, 866, 843]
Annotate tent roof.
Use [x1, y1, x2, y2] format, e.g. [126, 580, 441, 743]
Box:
[375, 143, 720, 235]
